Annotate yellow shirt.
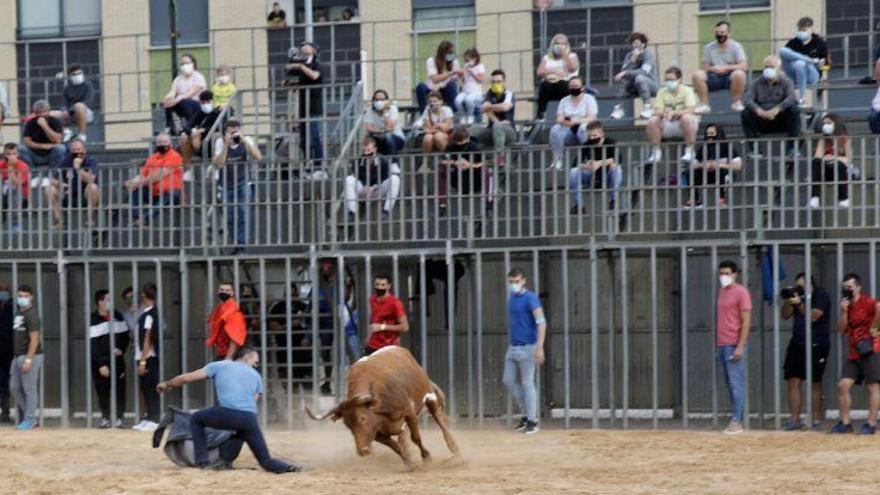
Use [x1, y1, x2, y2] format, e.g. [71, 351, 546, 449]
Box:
[653, 84, 697, 112]
[212, 82, 237, 107]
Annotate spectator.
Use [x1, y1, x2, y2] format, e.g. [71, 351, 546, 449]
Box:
[536, 33, 581, 119]
[693, 21, 748, 113]
[780, 273, 831, 431]
[211, 65, 237, 108]
[343, 137, 401, 221]
[315, 9, 328, 22]
[363, 274, 408, 355]
[569, 121, 620, 215]
[213, 120, 261, 250]
[47, 65, 95, 142]
[339, 268, 361, 363]
[302, 264, 337, 394]
[454, 48, 486, 124]
[132, 283, 160, 432]
[10, 284, 42, 430]
[341, 8, 356, 21]
[715, 260, 752, 435]
[161, 53, 206, 134]
[741, 55, 800, 156]
[415, 40, 461, 113]
[285, 42, 324, 160]
[414, 91, 454, 154]
[684, 123, 741, 208]
[0, 282, 12, 423]
[809, 113, 852, 209]
[0, 82, 8, 139]
[0, 143, 30, 231]
[610, 32, 659, 120]
[207, 281, 248, 361]
[470, 69, 516, 167]
[180, 90, 222, 164]
[646, 67, 698, 163]
[364, 89, 405, 155]
[870, 86, 880, 134]
[503, 268, 546, 435]
[124, 133, 183, 225]
[89, 289, 130, 429]
[120, 286, 138, 334]
[833, 273, 880, 435]
[548, 77, 597, 170]
[780, 17, 828, 106]
[44, 138, 99, 229]
[439, 126, 494, 217]
[19, 99, 65, 169]
[267, 2, 287, 28]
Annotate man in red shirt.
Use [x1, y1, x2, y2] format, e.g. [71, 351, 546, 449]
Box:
[833, 273, 880, 435]
[206, 282, 248, 361]
[124, 133, 183, 226]
[0, 143, 29, 231]
[364, 274, 408, 355]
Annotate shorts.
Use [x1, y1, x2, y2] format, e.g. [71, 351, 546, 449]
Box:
[842, 353, 880, 385]
[65, 105, 95, 123]
[783, 341, 830, 382]
[661, 120, 685, 139]
[707, 72, 731, 91]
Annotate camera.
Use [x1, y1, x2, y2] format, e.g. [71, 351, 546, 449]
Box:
[232, 134, 242, 144]
[780, 286, 804, 300]
[287, 46, 309, 64]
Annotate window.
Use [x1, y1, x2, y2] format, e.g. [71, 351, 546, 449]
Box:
[149, 0, 209, 46]
[413, 0, 475, 31]
[699, 0, 770, 10]
[542, 0, 632, 8]
[18, 0, 101, 39]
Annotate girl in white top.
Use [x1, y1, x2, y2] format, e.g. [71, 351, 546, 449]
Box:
[536, 33, 581, 118]
[162, 53, 207, 132]
[415, 91, 454, 153]
[454, 48, 486, 125]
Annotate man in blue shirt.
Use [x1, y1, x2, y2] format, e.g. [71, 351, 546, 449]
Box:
[157, 347, 307, 473]
[503, 268, 547, 435]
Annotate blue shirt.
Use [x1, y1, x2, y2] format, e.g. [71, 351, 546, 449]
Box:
[204, 360, 264, 414]
[508, 290, 542, 346]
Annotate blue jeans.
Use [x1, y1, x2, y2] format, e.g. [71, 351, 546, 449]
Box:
[780, 47, 820, 98]
[502, 344, 538, 421]
[415, 82, 458, 114]
[131, 189, 181, 222]
[223, 182, 251, 246]
[569, 165, 623, 207]
[374, 132, 405, 155]
[191, 406, 293, 473]
[165, 98, 201, 130]
[717, 345, 745, 423]
[549, 124, 587, 162]
[299, 121, 323, 160]
[869, 111, 880, 135]
[18, 144, 66, 169]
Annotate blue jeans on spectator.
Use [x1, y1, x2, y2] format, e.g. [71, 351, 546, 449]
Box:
[502, 344, 538, 422]
[191, 406, 293, 473]
[568, 165, 623, 208]
[550, 124, 587, 164]
[165, 98, 201, 131]
[373, 132, 405, 155]
[131, 189, 181, 223]
[869, 111, 880, 134]
[779, 47, 820, 99]
[223, 182, 251, 247]
[299, 120, 323, 160]
[415, 82, 458, 114]
[717, 345, 745, 423]
[18, 144, 66, 169]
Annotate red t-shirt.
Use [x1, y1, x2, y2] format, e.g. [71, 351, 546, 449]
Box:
[141, 150, 183, 197]
[716, 284, 753, 346]
[846, 294, 880, 360]
[366, 294, 405, 350]
[0, 159, 30, 198]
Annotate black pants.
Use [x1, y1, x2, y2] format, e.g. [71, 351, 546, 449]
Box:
[741, 106, 801, 145]
[0, 354, 10, 414]
[165, 98, 200, 130]
[192, 406, 292, 473]
[92, 358, 126, 421]
[691, 168, 730, 202]
[537, 80, 570, 118]
[139, 356, 160, 422]
[810, 158, 849, 201]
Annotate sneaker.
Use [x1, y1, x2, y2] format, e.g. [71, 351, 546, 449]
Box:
[838, 199, 851, 208]
[99, 418, 112, 429]
[648, 148, 661, 164]
[523, 420, 540, 435]
[811, 420, 823, 431]
[731, 101, 745, 112]
[680, 147, 695, 163]
[514, 416, 528, 432]
[782, 421, 804, 431]
[16, 419, 36, 430]
[722, 420, 743, 435]
[798, 98, 809, 109]
[694, 104, 711, 114]
[131, 420, 146, 431]
[808, 197, 820, 209]
[549, 159, 563, 171]
[114, 418, 126, 429]
[683, 200, 703, 209]
[830, 421, 853, 434]
[286, 462, 311, 473]
[200, 460, 233, 471]
[62, 129, 74, 143]
[858, 423, 876, 435]
[639, 107, 654, 119]
[140, 421, 159, 432]
[610, 105, 625, 120]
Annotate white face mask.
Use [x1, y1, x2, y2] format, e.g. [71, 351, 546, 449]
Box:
[821, 123, 834, 135]
[216, 75, 230, 84]
[796, 30, 811, 41]
[299, 283, 311, 300]
[181, 63, 195, 75]
[70, 73, 84, 85]
[508, 282, 524, 294]
[372, 100, 385, 112]
[200, 103, 214, 114]
[719, 275, 734, 287]
[762, 67, 777, 80]
[665, 80, 678, 91]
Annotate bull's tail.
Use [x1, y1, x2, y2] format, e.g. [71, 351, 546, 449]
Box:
[427, 381, 459, 455]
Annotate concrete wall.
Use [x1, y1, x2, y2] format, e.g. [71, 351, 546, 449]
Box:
[0, 0, 18, 143]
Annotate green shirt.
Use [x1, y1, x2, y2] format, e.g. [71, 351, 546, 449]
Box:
[13, 309, 41, 356]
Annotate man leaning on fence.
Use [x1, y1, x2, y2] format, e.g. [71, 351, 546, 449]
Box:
[715, 260, 752, 436]
[213, 120, 260, 252]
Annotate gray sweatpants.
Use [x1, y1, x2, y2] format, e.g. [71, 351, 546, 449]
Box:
[10, 354, 42, 422]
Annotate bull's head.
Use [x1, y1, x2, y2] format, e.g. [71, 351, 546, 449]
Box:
[305, 384, 383, 456]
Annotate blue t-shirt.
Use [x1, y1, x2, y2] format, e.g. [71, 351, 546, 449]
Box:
[508, 290, 542, 346]
[204, 360, 264, 414]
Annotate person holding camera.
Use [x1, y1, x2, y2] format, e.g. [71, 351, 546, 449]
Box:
[213, 120, 261, 251]
[780, 273, 831, 431]
[285, 42, 324, 160]
[832, 273, 880, 435]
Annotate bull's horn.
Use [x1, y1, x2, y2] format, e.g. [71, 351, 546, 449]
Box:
[305, 406, 337, 421]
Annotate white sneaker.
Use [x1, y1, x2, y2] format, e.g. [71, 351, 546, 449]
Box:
[549, 159, 563, 171]
[694, 104, 711, 114]
[62, 129, 74, 142]
[131, 420, 147, 431]
[648, 148, 661, 164]
[680, 147, 695, 162]
[639, 107, 654, 119]
[183, 169, 194, 182]
[610, 105, 625, 120]
[723, 420, 744, 435]
[798, 98, 809, 109]
[140, 421, 159, 432]
[78, 134, 87, 143]
[731, 101, 745, 112]
[808, 197, 820, 209]
[838, 199, 851, 208]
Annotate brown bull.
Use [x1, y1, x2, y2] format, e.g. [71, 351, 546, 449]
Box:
[306, 345, 459, 466]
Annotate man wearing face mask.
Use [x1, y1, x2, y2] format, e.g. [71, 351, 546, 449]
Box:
[611, 32, 659, 120]
[693, 21, 749, 113]
[569, 121, 621, 215]
[833, 273, 880, 435]
[44, 138, 99, 230]
[548, 77, 598, 170]
[9, 285, 41, 430]
[470, 69, 516, 166]
[0, 282, 14, 423]
[89, 289, 131, 429]
[780, 17, 828, 106]
[285, 42, 324, 160]
[741, 55, 801, 156]
[180, 90, 222, 165]
[343, 137, 401, 223]
[48, 65, 95, 142]
[363, 274, 408, 356]
[503, 268, 546, 435]
[213, 120, 261, 251]
[646, 67, 699, 163]
[715, 261, 752, 435]
[207, 282, 248, 362]
[125, 133, 183, 225]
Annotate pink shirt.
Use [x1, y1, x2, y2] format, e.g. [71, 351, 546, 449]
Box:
[716, 284, 752, 346]
[172, 72, 207, 101]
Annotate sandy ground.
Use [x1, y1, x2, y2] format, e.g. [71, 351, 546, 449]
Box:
[2, 423, 879, 494]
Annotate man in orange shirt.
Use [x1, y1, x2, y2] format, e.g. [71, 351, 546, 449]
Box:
[206, 281, 247, 361]
[124, 133, 183, 225]
[0, 143, 30, 232]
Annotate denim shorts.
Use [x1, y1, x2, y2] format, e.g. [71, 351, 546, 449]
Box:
[707, 72, 732, 91]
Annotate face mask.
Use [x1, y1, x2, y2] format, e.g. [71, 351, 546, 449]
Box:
[719, 275, 734, 287]
[372, 100, 385, 112]
[70, 73, 84, 85]
[16, 296, 30, 308]
[665, 80, 678, 91]
[762, 68, 777, 80]
[569, 87, 582, 97]
[490, 83, 504, 95]
[821, 123, 834, 135]
[180, 63, 194, 75]
[586, 137, 601, 145]
[706, 135, 717, 141]
[375, 288, 387, 297]
[155, 145, 170, 154]
[216, 75, 230, 84]
[508, 283, 524, 294]
[715, 34, 728, 44]
[0, 292, 9, 303]
[796, 30, 811, 41]
[551, 44, 563, 56]
[200, 103, 214, 114]
[217, 292, 231, 302]
[445, 53, 456, 63]
[632, 43, 643, 52]
[842, 288, 854, 300]
[299, 284, 311, 300]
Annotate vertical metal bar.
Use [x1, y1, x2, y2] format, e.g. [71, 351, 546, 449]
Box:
[259, 258, 269, 428]
[418, 255, 427, 369]
[52, 256, 67, 427]
[205, 260, 214, 405]
[711, 246, 719, 428]
[446, 241, 456, 420]
[179, 254, 189, 410]
[108, 262, 117, 427]
[475, 252, 484, 426]
[590, 244, 599, 428]
[805, 244, 814, 428]
[284, 257, 293, 429]
[772, 243, 781, 430]
[309, 247, 319, 411]
[154, 260, 165, 414]
[740, 239, 750, 430]
[680, 246, 689, 428]
[562, 248, 571, 429]
[131, 262, 140, 418]
[504, 251, 512, 426]
[650, 247, 658, 429]
[621, 248, 629, 428]
[467, 257, 474, 425]
[84, 262, 93, 428]
[532, 251, 541, 424]
[608, 251, 616, 427]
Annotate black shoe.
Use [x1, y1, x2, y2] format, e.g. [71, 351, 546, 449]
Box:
[514, 416, 528, 432]
[286, 462, 311, 473]
[0, 411, 11, 424]
[320, 382, 332, 395]
[523, 420, 540, 435]
[200, 460, 233, 471]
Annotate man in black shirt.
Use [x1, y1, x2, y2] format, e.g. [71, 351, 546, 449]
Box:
[89, 289, 131, 428]
[180, 90, 222, 164]
[343, 137, 400, 221]
[440, 126, 492, 216]
[49, 65, 96, 142]
[18, 100, 66, 169]
[779, 17, 828, 104]
[685, 123, 741, 208]
[569, 121, 620, 215]
[285, 42, 324, 160]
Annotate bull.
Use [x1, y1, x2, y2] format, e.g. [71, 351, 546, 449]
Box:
[306, 346, 459, 466]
